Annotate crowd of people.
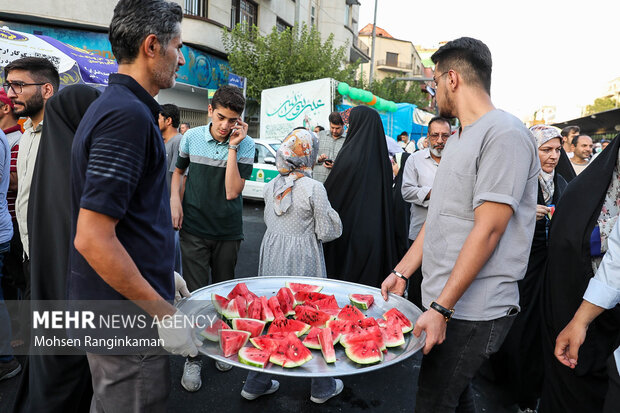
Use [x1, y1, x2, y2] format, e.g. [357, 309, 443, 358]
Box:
[0, 1, 618, 413]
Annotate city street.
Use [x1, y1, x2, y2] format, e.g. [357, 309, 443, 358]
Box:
[0, 200, 513, 413]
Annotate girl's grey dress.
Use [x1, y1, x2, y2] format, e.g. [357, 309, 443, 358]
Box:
[258, 176, 342, 278]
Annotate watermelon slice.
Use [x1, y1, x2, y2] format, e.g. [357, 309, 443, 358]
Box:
[219, 330, 250, 357]
[231, 318, 266, 338]
[302, 327, 323, 350]
[380, 318, 406, 347]
[345, 341, 383, 364]
[294, 291, 329, 305]
[226, 282, 258, 302]
[321, 307, 342, 318]
[338, 305, 365, 322]
[212, 294, 229, 315]
[276, 287, 296, 316]
[318, 327, 336, 363]
[250, 333, 288, 352]
[285, 281, 323, 294]
[295, 305, 332, 328]
[199, 319, 230, 342]
[360, 317, 379, 329]
[260, 296, 275, 322]
[222, 297, 243, 319]
[238, 347, 271, 368]
[309, 295, 340, 310]
[268, 317, 310, 337]
[235, 295, 247, 318]
[383, 308, 413, 334]
[269, 334, 313, 368]
[267, 296, 285, 319]
[326, 319, 359, 344]
[247, 299, 262, 320]
[340, 326, 386, 351]
[349, 294, 374, 310]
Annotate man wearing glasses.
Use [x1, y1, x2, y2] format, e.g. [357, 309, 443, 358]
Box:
[3, 57, 58, 297]
[400, 116, 451, 307]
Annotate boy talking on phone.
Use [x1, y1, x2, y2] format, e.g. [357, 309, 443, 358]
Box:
[170, 85, 255, 391]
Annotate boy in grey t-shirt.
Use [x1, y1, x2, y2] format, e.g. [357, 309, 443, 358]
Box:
[381, 37, 539, 412]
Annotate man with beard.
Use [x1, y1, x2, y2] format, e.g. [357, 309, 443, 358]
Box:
[3, 57, 58, 296]
[400, 116, 450, 307]
[381, 37, 539, 412]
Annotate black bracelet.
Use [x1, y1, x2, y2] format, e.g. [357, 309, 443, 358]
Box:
[391, 270, 407, 281]
[430, 301, 455, 322]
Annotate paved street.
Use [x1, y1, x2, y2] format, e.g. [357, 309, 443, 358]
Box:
[0, 200, 516, 413]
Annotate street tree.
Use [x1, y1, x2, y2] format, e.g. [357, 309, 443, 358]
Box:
[583, 96, 617, 115]
[354, 75, 430, 108]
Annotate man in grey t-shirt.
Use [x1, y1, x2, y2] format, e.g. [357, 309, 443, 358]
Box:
[381, 37, 539, 413]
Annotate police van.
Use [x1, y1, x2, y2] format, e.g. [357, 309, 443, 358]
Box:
[242, 139, 281, 200]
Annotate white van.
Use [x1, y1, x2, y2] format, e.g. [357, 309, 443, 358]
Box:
[242, 139, 281, 200]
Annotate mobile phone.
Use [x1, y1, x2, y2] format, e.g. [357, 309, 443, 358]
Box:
[324, 159, 333, 164]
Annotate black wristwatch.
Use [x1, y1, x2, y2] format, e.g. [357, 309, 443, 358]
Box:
[430, 301, 455, 322]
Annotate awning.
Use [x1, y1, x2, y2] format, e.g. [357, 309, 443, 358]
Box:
[553, 108, 620, 136]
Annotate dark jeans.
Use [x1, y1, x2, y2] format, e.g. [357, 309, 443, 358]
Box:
[179, 229, 241, 292]
[415, 313, 516, 413]
[244, 371, 336, 399]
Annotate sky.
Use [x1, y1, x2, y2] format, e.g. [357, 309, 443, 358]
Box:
[358, 0, 620, 123]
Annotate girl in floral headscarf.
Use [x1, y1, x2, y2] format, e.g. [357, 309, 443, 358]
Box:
[241, 128, 344, 403]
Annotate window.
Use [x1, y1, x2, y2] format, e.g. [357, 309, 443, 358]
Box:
[254, 144, 272, 163]
[311, 5, 316, 26]
[386, 52, 398, 67]
[344, 5, 351, 26]
[276, 18, 291, 33]
[185, 0, 207, 18]
[231, 0, 257, 28]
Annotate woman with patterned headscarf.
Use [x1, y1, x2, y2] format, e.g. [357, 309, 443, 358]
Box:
[240, 128, 344, 404]
[488, 125, 568, 412]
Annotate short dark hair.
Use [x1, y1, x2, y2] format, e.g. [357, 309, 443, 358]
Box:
[160, 103, 180, 128]
[572, 134, 591, 147]
[328, 112, 344, 126]
[4, 57, 60, 93]
[398, 131, 408, 137]
[180, 122, 190, 128]
[428, 116, 451, 130]
[561, 125, 580, 137]
[431, 37, 492, 95]
[109, 0, 183, 64]
[211, 85, 245, 114]
[314, 125, 325, 131]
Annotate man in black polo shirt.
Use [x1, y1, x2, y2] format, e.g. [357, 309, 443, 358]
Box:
[69, 1, 198, 411]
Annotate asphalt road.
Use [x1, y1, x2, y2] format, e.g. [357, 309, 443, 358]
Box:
[0, 200, 517, 413]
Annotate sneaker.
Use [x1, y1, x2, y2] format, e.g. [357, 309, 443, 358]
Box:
[181, 359, 202, 392]
[241, 380, 280, 400]
[215, 360, 232, 372]
[310, 379, 344, 404]
[0, 358, 22, 382]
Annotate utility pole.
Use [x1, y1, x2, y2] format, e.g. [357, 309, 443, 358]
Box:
[368, 0, 378, 86]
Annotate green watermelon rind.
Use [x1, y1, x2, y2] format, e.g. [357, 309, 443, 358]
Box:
[198, 319, 230, 342]
[238, 347, 270, 368]
[285, 281, 323, 293]
[212, 293, 229, 315]
[345, 342, 384, 365]
[231, 318, 266, 338]
[383, 308, 414, 334]
[349, 293, 374, 310]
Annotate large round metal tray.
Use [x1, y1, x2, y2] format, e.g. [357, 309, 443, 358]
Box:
[176, 276, 425, 377]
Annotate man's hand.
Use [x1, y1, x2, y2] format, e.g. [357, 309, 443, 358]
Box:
[229, 119, 248, 146]
[170, 196, 183, 230]
[381, 273, 407, 300]
[317, 154, 327, 164]
[323, 160, 333, 169]
[536, 204, 550, 221]
[174, 272, 191, 304]
[156, 309, 202, 357]
[413, 309, 447, 355]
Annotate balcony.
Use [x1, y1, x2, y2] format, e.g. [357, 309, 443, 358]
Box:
[376, 59, 413, 73]
[350, 37, 370, 63]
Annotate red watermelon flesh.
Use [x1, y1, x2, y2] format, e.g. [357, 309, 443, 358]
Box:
[231, 318, 266, 338]
[269, 334, 313, 368]
[212, 294, 229, 315]
[295, 305, 332, 328]
[276, 287, 296, 316]
[226, 282, 258, 302]
[345, 341, 383, 364]
[326, 319, 359, 343]
[349, 293, 374, 310]
[294, 291, 329, 305]
[308, 295, 340, 310]
[302, 327, 322, 350]
[267, 296, 285, 319]
[285, 281, 323, 294]
[199, 319, 230, 342]
[222, 297, 242, 319]
[360, 317, 379, 329]
[250, 333, 288, 352]
[321, 307, 342, 318]
[238, 347, 271, 368]
[247, 299, 262, 320]
[318, 327, 337, 363]
[383, 308, 413, 334]
[381, 318, 406, 347]
[340, 325, 386, 351]
[235, 295, 247, 318]
[268, 317, 310, 337]
[219, 330, 250, 357]
[338, 305, 365, 322]
[260, 296, 275, 322]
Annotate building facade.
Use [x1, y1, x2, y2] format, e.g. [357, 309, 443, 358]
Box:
[1, 0, 367, 130]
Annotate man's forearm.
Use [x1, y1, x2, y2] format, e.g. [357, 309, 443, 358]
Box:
[225, 149, 244, 200]
[394, 223, 426, 278]
[170, 169, 185, 202]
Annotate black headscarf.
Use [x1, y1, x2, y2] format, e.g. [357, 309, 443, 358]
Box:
[539, 135, 620, 413]
[555, 147, 577, 183]
[28, 84, 101, 301]
[323, 105, 397, 287]
[393, 152, 411, 260]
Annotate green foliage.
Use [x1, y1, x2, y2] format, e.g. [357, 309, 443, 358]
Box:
[222, 23, 358, 103]
[354, 74, 429, 108]
[584, 96, 617, 116]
